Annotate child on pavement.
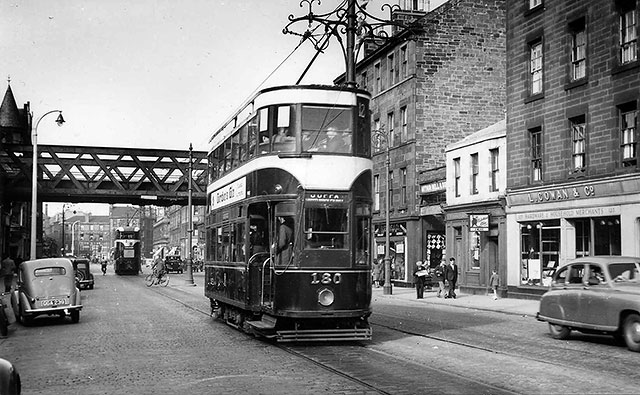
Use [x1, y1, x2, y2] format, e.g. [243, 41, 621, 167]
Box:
[489, 269, 500, 300]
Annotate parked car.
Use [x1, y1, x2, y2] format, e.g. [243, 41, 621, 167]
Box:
[537, 256, 640, 352]
[0, 358, 20, 395]
[72, 258, 94, 290]
[164, 255, 183, 274]
[10, 258, 83, 325]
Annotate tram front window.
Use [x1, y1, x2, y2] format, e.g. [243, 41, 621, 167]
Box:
[304, 207, 348, 249]
[302, 106, 353, 153]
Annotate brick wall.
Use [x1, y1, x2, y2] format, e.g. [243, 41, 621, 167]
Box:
[506, 0, 640, 189]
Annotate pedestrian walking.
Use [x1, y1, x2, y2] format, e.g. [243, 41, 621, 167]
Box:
[372, 258, 383, 288]
[445, 257, 458, 299]
[434, 260, 446, 298]
[489, 269, 500, 300]
[101, 260, 108, 276]
[413, 261, 428, 299]
[1, 254, 16, 292]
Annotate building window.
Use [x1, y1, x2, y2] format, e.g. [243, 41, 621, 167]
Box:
[360, 71, 367, 91]
[387, 112, 395, 147]
[620, 6, 638, 64]
[621, 103, 638, 167]
[401, 0, 426, 11]
[490, 148, 499, 192]
[530, 40, 543, 95]
[570, 19, 586, 81]
[400, 167, 407, 206]
[400, 106, 408, 142]
[454, 158, 461, 197]
[571, 116, 586, 172]
[529, 0, 542, 9]
[374, 62, 381, 93]
[530, 127, 543, 182]
[400, 45, 408, 78]
[374, 174, 380, 211]
[388, 53, 395, 86]
[470, 153, 479, 195]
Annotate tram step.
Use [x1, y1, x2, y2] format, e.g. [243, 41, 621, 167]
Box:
[247, 315, 277, 330]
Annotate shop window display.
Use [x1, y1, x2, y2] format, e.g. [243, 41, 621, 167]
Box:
[520, 220, 560, 286]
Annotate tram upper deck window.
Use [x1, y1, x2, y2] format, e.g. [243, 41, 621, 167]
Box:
[258, 108, 270, 154]
[248, 115, 258, 159]
[304, 206, 348, 249]
[301, 106, 353, 154]
[273, 105, 295, 153]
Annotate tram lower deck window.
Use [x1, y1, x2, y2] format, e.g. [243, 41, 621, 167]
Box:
[304, 207, 348, 249]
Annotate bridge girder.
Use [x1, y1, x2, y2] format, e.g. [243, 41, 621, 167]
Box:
[1, 144, 208, 206]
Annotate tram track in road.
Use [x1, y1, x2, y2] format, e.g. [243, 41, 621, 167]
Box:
[370, 312, 576, 373]
[144, 281, 516, 394]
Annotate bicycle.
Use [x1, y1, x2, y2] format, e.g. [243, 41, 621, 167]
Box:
[145, 268, 169, 287]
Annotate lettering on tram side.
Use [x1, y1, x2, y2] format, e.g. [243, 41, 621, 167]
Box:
[527, 184, 595, 203]
[210, 177, 247, 210]
[310, 272, 342, 285]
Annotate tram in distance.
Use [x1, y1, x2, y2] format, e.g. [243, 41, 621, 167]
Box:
[205, 84, 373, 342]
[113, 226, 141, 275]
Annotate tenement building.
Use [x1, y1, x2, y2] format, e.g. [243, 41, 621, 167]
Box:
[505, 0, 640, 298]
[338, 0, 506, 287]
[445, 120, 507, 295]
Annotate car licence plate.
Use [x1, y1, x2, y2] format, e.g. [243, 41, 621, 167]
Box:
[38, 298, 68, 307]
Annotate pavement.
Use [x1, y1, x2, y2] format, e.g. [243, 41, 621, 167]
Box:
[167, 270, 541, 318]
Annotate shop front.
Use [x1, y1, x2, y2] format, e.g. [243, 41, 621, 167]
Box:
[505, 175, 640, 299]
[445, 203, 506, 296]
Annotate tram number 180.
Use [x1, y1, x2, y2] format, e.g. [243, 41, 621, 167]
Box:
[310, 272, 342, 285]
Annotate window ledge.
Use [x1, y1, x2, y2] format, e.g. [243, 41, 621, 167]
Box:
[524, 93, 544, 104]
[564, 78, 588, 91]
[612, 60, 640, 76]
[523, 4, 544, 17]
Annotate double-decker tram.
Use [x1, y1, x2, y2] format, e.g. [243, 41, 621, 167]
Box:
[113, 226, 141, 275]
[205, 85, 373, 342]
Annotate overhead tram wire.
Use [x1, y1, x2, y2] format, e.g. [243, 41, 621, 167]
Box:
[207, 34, 312, 146]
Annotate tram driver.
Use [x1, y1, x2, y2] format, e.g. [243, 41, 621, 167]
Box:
[272, 216, 294, 266]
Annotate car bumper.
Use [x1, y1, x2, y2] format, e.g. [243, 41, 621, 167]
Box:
[24, 304, 83, 314]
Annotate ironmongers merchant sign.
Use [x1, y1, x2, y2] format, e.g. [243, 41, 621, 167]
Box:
[506, 176, 640, 207]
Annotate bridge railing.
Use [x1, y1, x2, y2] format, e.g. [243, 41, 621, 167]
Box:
[1, 143, 208, 206]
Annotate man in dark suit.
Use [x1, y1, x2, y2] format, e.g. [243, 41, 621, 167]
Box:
[445, 257, 458, 299]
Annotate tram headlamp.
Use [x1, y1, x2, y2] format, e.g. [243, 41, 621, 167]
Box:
[317, 288, 335, 307]
[273, 184, 283, 194]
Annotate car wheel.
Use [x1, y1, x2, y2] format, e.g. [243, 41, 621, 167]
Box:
[70, 310, 80, 324]
[622, 313, 640, 352]
[548, 323, 571, 340]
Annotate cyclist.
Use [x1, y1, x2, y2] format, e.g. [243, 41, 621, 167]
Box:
[101, 260, 108, 276]
[152, 257, 166, 280]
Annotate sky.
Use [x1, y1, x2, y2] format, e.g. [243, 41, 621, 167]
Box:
[1, 0, 446, 216]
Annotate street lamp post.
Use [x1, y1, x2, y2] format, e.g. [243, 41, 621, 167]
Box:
[372, 126, 393, 295]
[71, 221, 80, 257]
[184, 143, 196, 286]
[30, 110, 65, 259]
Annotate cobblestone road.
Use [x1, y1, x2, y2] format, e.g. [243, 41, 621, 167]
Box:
[0, 271, 376, 395]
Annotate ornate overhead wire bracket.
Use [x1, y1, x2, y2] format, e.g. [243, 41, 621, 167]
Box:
[283, 0, 424, 87]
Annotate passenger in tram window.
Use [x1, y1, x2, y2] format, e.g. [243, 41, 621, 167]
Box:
[273, 127, 292, 142]
[322, 127, 349, 153]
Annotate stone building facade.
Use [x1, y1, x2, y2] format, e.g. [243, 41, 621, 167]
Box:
[340, 0, 507, 287]
[505, 0, 640, 298]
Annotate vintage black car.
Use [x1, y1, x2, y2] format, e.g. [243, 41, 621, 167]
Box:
[164, 255, 183, 274]
[72, 258, 94, 290]
[11, 258, 83, 324]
